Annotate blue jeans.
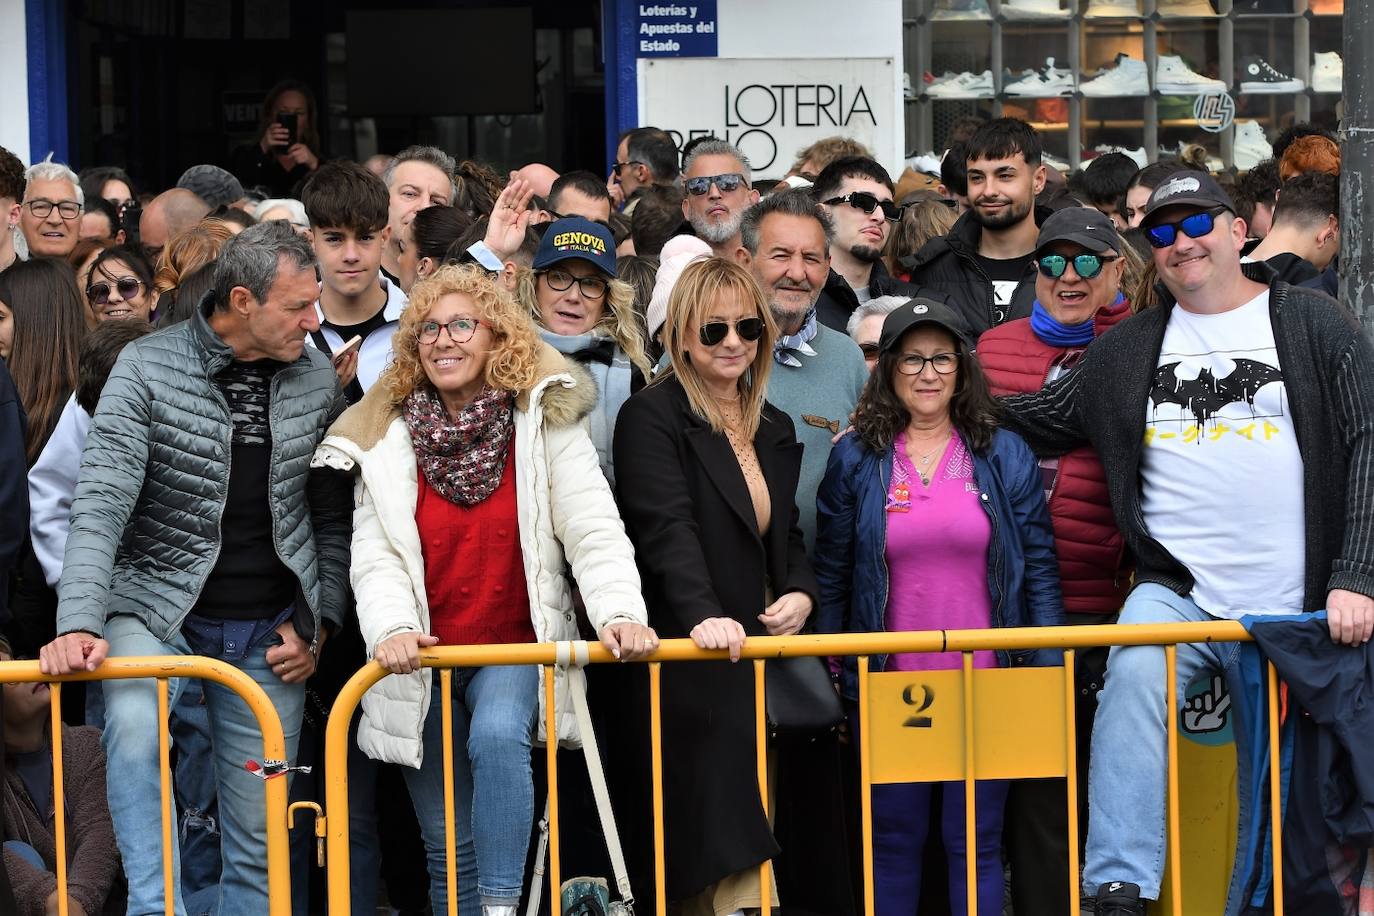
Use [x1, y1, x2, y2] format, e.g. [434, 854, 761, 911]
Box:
[402, 665, 538, 913]
[1082, 584, 1253, 908]
[101, 613, 304, 916]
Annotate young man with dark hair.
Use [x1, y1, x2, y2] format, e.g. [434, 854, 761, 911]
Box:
[1244, 171, 1339, 285]
[301, 160, 406, 399]
[0, 146, 25, 272]
[547, 171, 613, 223]
[812, 155, 923, 332]
[1075, 152, 1138, 228]
[905, 117, 1049, 336]
[631, 183, 687, 257]
[1237, 159, 1281, 239]
[380, 146, 456, 287]
[610, 127, 679, 214]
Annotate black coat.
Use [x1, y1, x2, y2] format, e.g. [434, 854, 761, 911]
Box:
[0, 358, 26, 627]
[814, 261, 936, 335]
[613, 375, 820, 901]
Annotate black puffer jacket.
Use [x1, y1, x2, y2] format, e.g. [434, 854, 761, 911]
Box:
[901, 206, 1051, 336]
[814, 262, 937, 334]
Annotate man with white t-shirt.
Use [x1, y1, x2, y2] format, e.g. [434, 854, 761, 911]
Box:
[999, 170, 1374, 916]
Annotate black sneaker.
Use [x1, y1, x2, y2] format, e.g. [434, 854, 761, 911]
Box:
[1093, 881, 1146, 915]
[1237, 55, 1305, 93]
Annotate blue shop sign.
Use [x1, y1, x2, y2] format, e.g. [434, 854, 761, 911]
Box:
[636, 1, 717, 57]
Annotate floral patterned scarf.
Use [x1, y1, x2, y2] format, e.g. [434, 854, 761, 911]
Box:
[403, 383, 515, 506]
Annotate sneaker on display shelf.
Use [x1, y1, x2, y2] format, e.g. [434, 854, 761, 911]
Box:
[1311, 51, 1343, 92]
[1043, 152, 1072, 173]
[1001, 0, 1071, 18]
[1085, 0, 1142, 15]
[1094, 145, 1149, 168]
[1233, 120, 1274, 171]
[1080, 55, 1150, 97]
[904, 72, 917, 100]
[927, 70, 996, 98]
[1092, 882, 1146, 916]
[1232, 0, 1290, 11]
[1004, 58, 1074, 96]
[1238, 56, 1304, 93]
[1156, 0, 1218, 15]
[1310, 0, 1342, 13]
[1155, 55, 1227, 94]
[931, 0, 993, 19]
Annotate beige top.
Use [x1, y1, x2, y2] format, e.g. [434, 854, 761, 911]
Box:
[718, 396, 771, 536]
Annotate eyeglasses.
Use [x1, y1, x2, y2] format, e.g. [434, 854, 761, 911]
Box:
[823, 192, 903, 222]
[541, 268, 608, 300]
[683, 173, 748, 196]
[896, 352, 959, 375]
[1145, 206, 1228, 249]
[698, 317, 765, 347]
[611, 160, 643, 176]
[416, 317, 485, 345]
[87, 277, 144, 305]
[26, 199, 81, 220]
[1037, 253, 1118, 280]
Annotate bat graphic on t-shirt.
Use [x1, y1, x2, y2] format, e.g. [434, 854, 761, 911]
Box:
[1149, 358, 1283, 427]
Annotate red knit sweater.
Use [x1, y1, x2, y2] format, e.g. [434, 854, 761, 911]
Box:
[416, 455, 535, 646]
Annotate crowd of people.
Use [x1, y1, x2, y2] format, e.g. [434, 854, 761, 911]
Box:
[0, 75, 1365, 916]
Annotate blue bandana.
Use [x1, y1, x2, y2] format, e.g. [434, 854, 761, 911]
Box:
[1029, 294, 1124, 347]
[773, 306, 819, 368]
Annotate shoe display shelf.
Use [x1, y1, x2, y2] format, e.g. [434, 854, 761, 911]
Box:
[902, 0, 1343, 170]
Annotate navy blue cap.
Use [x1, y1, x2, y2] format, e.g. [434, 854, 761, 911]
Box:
[533, 217, 617, 275]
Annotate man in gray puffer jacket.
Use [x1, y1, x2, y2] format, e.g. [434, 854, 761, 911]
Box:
[38, 220, 351, 916]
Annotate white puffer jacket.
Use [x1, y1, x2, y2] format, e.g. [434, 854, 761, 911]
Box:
[311, 345, 648, 768]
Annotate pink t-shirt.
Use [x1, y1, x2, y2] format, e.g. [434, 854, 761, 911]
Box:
[884, 431, 999, 672]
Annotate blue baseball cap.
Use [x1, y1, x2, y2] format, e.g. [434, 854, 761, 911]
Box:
[533, 216, 617, 276]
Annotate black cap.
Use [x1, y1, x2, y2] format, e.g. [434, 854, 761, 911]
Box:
[1142, 170, 1236, 226]
[1034, 207, 1122, 257]
[878, 298, 972, 354]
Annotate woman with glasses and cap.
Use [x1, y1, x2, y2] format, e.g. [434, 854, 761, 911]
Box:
[313, 264, 657, 916]
[974, 206, 1133, 916]
[814, 297, 1063, 916]
[613, 258, 819, 915]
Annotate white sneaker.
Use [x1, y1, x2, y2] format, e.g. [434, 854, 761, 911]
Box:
[927, 70, 995, 98]
[1233, 120, 1273, 171]
[1312, 51, 1343, 92]
[1080, 55, 1150, 97]
[1156, 0, 1217, 15]
[1004, 58, 1073, 96]
[1084, 0, 1141, 14]
[1238, 56, 1303, 93]
[1095, 145, 1149, 168]
[931, 0, 993, 19]
[1155, 55, 1227, 94]
[1001, 0, 1070, 18]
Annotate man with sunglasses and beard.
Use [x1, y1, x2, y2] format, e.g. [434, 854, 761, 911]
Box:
[812, 156, 927, 333]
[999, 169, 1374, 916]
[680, 139, 759, 258]
[904, 118, 1050, 336]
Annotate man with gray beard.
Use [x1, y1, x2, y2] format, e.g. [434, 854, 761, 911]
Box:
[680, 139, 759, 257]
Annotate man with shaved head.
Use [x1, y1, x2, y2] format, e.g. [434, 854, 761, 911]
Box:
[140, 188, 211, 263]
[514, 162, 559, 199]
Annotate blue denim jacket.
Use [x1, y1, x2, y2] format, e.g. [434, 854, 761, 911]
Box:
[815, 427, 1066, 701]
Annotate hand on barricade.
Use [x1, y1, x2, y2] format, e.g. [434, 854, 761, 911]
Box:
[691, 617, 747, 662]
[267, 621, 319, 683]
[484, 176, 535, 262]
[1327, 588, 1374, 645]
[38, 631, 108, 675]
[374, 632, 440, 675]
[599, 622, 659, 661]
[759, 591, 813, 636]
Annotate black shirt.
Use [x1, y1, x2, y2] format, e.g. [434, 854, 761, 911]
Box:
[973, 252, 1034, 311]
[195, 360, 298, 619]
[322, 302, 390, 346]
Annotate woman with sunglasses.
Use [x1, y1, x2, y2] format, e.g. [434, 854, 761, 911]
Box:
[974, 206, 1132, 916]
[815, 297, 1063, 916]
[614, 258, 819, 914]
[83, 246, 155, 324]
[314, 264, 657, 916]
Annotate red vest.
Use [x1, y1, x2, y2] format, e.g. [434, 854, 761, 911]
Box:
[977, 303, 1133, 615]
[416, 454, 536, 646]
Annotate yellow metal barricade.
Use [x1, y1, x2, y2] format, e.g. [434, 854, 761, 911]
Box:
[0, 656, 294, 916]
[323, 622, 1281, 916]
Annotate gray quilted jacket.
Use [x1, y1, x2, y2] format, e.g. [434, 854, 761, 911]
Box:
[56, 304, 351, 645]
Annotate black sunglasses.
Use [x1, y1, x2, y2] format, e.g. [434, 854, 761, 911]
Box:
[611, 160, 643, 176]
[1037, 253, 1118, 280]
[824, 191, 903, 222]
[684, 173, 748, 196]
[87, 277, 144, 304]
[699, 317, 765, 347]
[1145, 206, 1228, 249]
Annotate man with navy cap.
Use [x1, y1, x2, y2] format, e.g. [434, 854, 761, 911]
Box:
[1000, 170, 1374, 915]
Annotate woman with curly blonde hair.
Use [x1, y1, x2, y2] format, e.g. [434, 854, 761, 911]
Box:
[312, 264, 657, 916]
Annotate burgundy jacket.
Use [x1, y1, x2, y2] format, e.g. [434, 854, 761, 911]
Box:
[978, 301, 1132, 615]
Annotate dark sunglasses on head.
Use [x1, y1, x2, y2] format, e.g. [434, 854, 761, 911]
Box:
[1037, 253, 1118, 280]
[823, 191, 903, 222]
[87, 277, 144, 305]
[683, 173, 748, 196]
[699, 317, 765, 347]
[1145, 206, 1228, 249]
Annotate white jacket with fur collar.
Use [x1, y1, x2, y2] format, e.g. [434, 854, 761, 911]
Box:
[311, 345, 647, 767]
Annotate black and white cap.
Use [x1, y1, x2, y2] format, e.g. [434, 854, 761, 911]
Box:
[1142, 170, 1236, 225]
